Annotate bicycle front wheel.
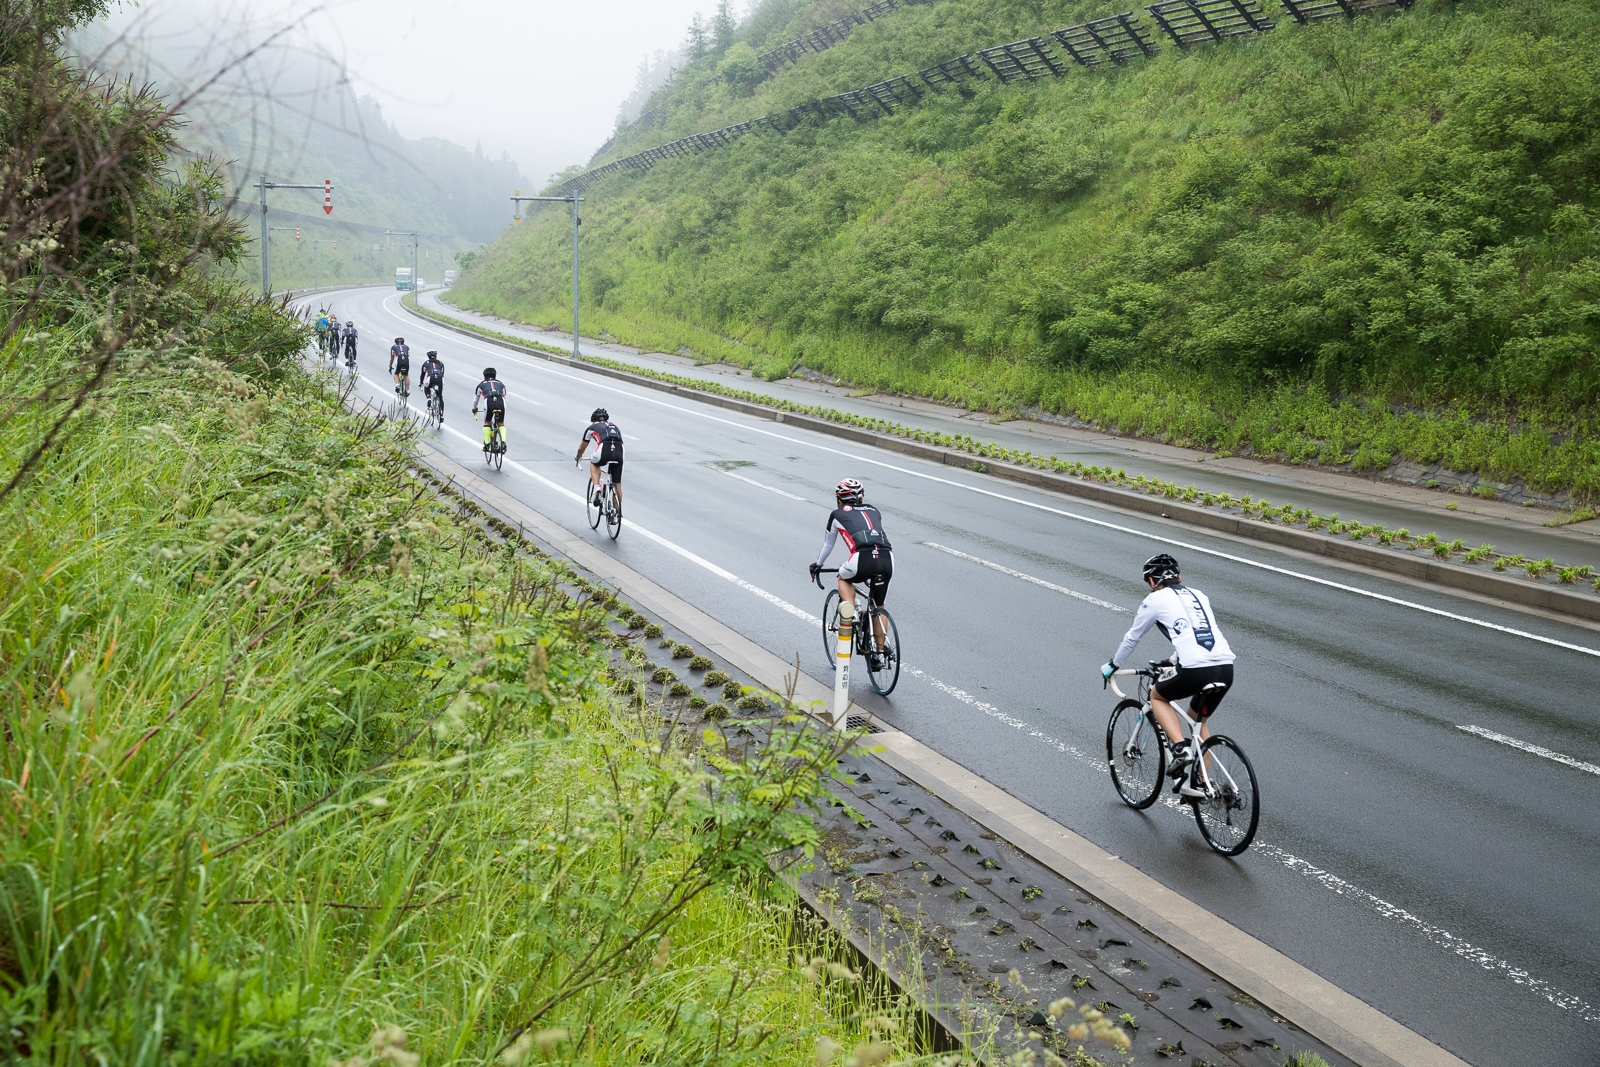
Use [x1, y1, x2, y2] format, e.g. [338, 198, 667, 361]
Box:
[821, 590, 841, 671]
[864, 607, 900, 696]
[1191, 735, 1260, 856]
[606, 490, 622, 540]
[1106, 699, 1165, 809]
[587, 481, 602, 528]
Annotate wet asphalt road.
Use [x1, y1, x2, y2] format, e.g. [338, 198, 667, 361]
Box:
[322, 287, 1600, 1066]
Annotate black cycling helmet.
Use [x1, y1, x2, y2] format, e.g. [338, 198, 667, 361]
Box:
[835, 477, 864, 505]
[591, 408, 608, 422]
[483, 367, 496, 378]
[1142, 552, 1180, 586]
[425, 350, 437, 358]
[394, 336, 404, 344]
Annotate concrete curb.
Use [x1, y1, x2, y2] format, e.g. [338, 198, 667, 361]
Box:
[404, 301, 1600, 625]
[409, 437, 1468, 1067]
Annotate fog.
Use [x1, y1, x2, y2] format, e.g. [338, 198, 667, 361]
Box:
[87, 0, 718, 185]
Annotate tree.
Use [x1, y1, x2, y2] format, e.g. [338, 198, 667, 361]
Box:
[712, 1, 736, 55]
[685, 13, 709, 61]
[718, 43, 764, 94]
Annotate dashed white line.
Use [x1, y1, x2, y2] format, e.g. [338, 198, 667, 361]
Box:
[719, 469, 810, 502]
[1456, 725, 1600, 776]
[922, 542, 1130, 614]
[903, 666, 1105, 773]
[379, 295, 1600, 661]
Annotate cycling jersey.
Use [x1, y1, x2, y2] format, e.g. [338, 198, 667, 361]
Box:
[419, 359, 444, 391]
[815, 504, 893, 604]
[315, 316, 329, 334]
[583, 420, 623, 463]
[389, 343, 410, 372]
[1112, 584, 1235, 670]
[817, 504, 891, 562]
[473, 375, 505, 409]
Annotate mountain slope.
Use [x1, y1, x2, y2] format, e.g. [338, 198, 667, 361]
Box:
[454, 0, 1600, 501]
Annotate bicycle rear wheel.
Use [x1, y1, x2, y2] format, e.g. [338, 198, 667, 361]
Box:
[864, 607, 900, 696]
[1106, 700, 1165, 809]
[606, 490, 622, 540]
[821, 590, 841, 670]
[1191, 735, 1260, 856]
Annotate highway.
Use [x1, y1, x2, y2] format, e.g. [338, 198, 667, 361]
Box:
[321, 285, 1600, 1066]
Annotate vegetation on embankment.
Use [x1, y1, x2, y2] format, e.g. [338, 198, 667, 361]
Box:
[0, 7, 920, 1063]
[455, 0, 1600, 502]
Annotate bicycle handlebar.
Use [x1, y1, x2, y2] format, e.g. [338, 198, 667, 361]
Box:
[812, 567, 839, 590]
[1106, 661, 1168, 699]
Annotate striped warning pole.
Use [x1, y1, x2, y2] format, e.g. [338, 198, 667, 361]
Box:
[833, 598, 854, 724]
[323, 179, 333, 215]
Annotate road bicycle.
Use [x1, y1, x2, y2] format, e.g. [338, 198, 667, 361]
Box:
[424, 384, 444, 431]
[582, 462, 622, 540]
[1105, 663, 1259, 856]
[815, 568, 900, 696]
[481, 420, 505, 470]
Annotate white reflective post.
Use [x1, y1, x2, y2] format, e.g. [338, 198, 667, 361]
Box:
[833, 598, 854, 725]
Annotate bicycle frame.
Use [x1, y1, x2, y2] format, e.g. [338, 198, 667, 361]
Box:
[1109, 668, 1242, 799]
[813, 570, 878, 650]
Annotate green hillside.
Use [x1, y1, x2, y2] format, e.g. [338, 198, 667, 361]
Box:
[454, 0, 1600, 503]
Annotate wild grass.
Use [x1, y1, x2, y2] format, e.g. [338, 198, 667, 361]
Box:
[0, 344, 921, 1064]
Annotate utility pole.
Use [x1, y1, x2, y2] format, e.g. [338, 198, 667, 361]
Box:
[255, 176, 332, 297]
[511, 191, 584, 358]
[387, 230, 420, 296]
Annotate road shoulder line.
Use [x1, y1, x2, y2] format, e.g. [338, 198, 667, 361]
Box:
[402, 299, 1600, 625]
[410, 438, 1467, 1067]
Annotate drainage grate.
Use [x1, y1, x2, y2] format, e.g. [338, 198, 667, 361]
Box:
[844, 714, 882, 733]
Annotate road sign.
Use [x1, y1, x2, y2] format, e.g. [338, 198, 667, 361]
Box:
[324, 179, 333, 215]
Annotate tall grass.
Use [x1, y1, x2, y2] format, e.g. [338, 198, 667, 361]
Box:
[0, 345, 921, 1064]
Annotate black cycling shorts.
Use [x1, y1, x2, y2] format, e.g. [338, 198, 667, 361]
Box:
[1153, 662, 1234, 717]
[839, 546, 892, 606]
[482, 405, 504, 427]
[591, 457, 622, 485]
[392, 358, 409, 375]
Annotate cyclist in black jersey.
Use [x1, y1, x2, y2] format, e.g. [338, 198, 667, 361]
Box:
[574, 407, 624, 508]
[418, 351, 444, 417]
[472, 367, 507, 451]
[389, 337, 411, 396]
[809, 478, 893, 657]
[342, 321, 358, 363]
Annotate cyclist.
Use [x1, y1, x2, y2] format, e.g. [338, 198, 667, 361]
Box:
[808, 478, 892, 665]
[389, 336, 411, 397]
[472, 367, 507, 452]
[342, 320, 358, 364]
[314, 308, 330, 356]
[575, 407, 624, 510]
[1099, 553, 1236, 797]
[419, 351, 445, 419]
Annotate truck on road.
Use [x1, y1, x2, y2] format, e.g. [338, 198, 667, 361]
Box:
[443, 269, 457, 287]
[395, 267, 414, 291]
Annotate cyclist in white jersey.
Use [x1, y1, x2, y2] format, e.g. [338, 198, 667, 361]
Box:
[1100, 553, 1235, 792]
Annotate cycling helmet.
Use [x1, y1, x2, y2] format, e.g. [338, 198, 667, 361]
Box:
[395, 337, 404, 344]
[425, 350, 437, 358]
[591, 408, 609, 422]
[483, 367, 496, 379]
[1142, 552, 1180, 586]
[835, 478, 864, 505]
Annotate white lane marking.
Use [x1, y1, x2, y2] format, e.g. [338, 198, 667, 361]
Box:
[923, 542, 1130, 614]
[904, 655, 1600, 1025]
[719, 469, 810, 502]
[1456, 725, 1600, 776]
[1253, 842, 1600, 1023]
[904, 667, 1105, 772]
[378, 297, 1600, 662]
[355, 375, 820, 628]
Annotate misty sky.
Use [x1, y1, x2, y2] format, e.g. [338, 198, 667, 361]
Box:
[95, 0, 717, 185]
